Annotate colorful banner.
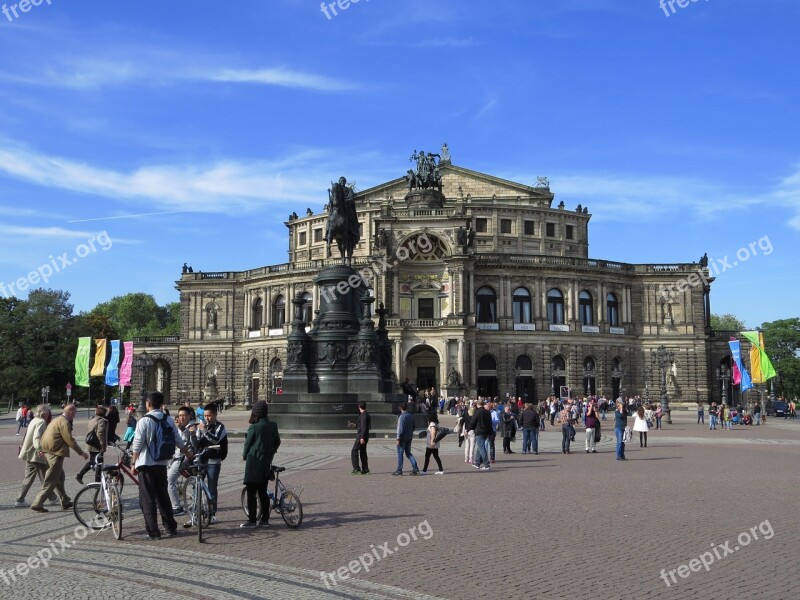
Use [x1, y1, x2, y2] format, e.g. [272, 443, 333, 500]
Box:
[728, 339, 753, 392]
[105, 340, 121, 386]
[75, 337, 91, 388]
[90, 339, 107, 377]
[120, 341, 134, 387]
[741, 330, 777, 382]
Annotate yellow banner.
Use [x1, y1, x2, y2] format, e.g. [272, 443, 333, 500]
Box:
[90, 339, 107, 377]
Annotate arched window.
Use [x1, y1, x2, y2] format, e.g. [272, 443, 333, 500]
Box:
[551, 355, 566, 371]
[516, 355, 532, 371]
[547, 288, 564, 324]
[251, 298, 263, 330]
[272, 295, 285, 328]
[606, 293, 619, 326]
[579, 291, 593, 325]
[300, 293, 313, 325]
[478, 355, 497, 371]
[512, 287, 532, 324]
[584, 357, 596, 372]
[476, 286, 497, 323]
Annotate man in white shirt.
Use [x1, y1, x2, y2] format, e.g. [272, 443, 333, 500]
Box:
[131, 392, 193, 540]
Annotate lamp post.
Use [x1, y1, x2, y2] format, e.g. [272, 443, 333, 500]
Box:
[652, 345, 675, 424]
[41, 386, 48, 405]
[245, 367, 253, 409]
[133, 351, 154, 418]
[223, 368, 232, 409]
[716, 365, 731, 406]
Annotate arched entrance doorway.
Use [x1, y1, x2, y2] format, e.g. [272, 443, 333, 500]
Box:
[478, 354, 498, 398]
[515, 354, 536, 403]
[405, 345, 440, 393]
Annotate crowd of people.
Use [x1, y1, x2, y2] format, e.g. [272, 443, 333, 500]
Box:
[13, 393, 282, 538]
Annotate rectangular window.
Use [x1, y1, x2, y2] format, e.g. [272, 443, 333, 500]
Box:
[298, 231, 307, 246]
[566, 225, 574, 240]
[524, 220, 535, 235]
[546, 223, 556, 237]
[500, 219, 512, 234]
[418, 298, 434, 319]
[313, 229, 323, 242]
[475, 218, 488, 233]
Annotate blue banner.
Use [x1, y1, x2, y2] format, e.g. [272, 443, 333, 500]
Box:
[104, 340, 121, 386]
[727, 339, 753, 392]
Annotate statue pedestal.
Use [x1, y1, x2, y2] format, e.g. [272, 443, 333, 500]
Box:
[405, 189, 445, 209]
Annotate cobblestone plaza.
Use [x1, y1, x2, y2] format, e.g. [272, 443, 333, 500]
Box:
[1, 412, 797, 599]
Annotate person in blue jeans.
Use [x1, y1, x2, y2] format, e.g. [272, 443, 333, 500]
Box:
[468, 399, 493, 469]
[193, 403, 227, 525]
[615, 400, 628, 460]
[393, 403, 419, 476]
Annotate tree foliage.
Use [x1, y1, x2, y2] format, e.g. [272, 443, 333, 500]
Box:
[0, 290, 179, 405]
[710, 313, 747, 332]
[760, 318, 800, 399]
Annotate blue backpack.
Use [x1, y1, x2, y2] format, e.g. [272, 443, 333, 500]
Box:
[144, 414, 176, 461]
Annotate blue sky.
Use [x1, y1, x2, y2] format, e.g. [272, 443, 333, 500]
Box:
[0, 0, 797, 328]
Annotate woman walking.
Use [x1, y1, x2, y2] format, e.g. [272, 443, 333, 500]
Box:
[422, 414, 444, 474]
[585, 399, 599, 453]
[241, 401, 281, 529]
[633, 406, 649, 448]
[501, 405, 516, 454]
[464, 403, 476, 463]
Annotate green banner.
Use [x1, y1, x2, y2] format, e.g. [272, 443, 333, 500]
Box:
[75, 337, 91, 387]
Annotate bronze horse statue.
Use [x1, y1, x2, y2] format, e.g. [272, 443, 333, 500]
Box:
[325, 177, 360, 265]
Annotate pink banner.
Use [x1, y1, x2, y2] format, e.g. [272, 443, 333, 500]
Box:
[120, 341, 134, 387]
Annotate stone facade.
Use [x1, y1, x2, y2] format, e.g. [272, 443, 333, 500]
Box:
[136, 157, 746, 406]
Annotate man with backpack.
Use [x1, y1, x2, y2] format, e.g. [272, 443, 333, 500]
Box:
[194, 403, 227, 524]
[131, 391, 194, 540]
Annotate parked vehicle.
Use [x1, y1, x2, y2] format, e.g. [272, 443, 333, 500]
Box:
[767, 401, 789, 417]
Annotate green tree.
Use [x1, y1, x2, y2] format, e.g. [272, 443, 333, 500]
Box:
[710, 313, 747, 332]
[760, 318, 800, 399]
[90, 293, 178, 340]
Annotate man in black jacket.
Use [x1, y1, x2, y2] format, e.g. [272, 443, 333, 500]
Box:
[351, 402, 371, 474]
[468, 399, 493, 470]
[519, 403, 541, 455]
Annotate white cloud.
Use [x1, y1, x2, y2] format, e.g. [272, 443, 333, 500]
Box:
[209, 68, 357, 91]
[0, 56, 357, 92]
[0, 141, 369, 213]
[0, 225, 101, 240]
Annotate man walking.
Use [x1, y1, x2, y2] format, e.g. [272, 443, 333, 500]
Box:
[559, 401, 573, 454]
[469, 399, 493, 470]
[30, 403, 88, 513]
[351, 402, 371, 474]
[696, 401, 705, 424]
[393, 403, 419, 476]
[131, 392, 194, 540]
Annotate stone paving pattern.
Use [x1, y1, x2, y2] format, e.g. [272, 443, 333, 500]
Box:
[0, 411, 798, 599]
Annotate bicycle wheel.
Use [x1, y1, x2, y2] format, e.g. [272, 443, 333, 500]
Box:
[181, 475, 197, 513]
[240, 487, 264, 521]
[73, 483, 110, 530]
[279, 491, 303, 528]
[108, 485, 122, 540]
[197, 490, 210, 542]
[110, 470, 125, 494]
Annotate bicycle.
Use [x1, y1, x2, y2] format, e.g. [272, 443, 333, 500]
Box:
[240, 465, 303, 528]
[73, 443, 135, 540]
[181, 445, 218, 543]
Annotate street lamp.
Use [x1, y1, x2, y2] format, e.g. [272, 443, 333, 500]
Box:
[716, 365, 731, 406]
[41, 386, 49, 405]
[245, 367, 253, 409]
[652, 345, 675, 424]
[223, 368, 232, 409]
[133, 351, 154, 418]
